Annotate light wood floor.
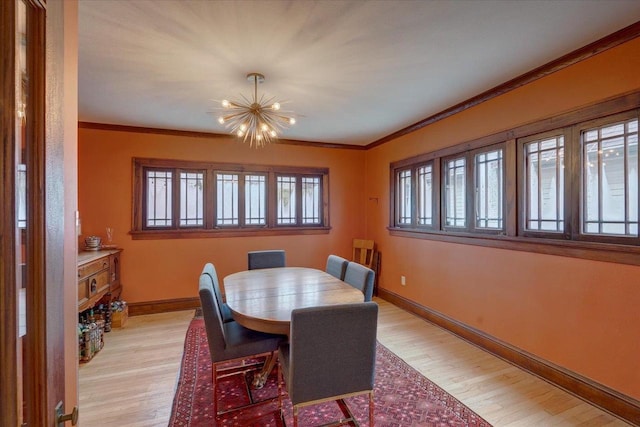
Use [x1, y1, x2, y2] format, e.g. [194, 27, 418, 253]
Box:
[78, 299, 629, 426]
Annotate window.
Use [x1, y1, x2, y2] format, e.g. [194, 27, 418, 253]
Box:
[417, 165, 433, 226]
[519, 113, 639, 244]
[277, 176, 296, 225]
[475, 149, 504, 230]
[396, 169, 412, 226]
[245, 175, 266, 225]
[302, 176, 322, 225]
[522, 134, 565, 233]
[392, 162, 436, 229]
[133, 158, 329, 238]
[444, 157, 466, 228]
[180, 171, 204, 227]
[390, 91, 640, 265]
[216, 173, 239, 226]
[145, 170, 172, 228]
[581, 117, 638, 237]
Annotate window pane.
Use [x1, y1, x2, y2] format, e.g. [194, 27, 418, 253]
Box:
[146, 170, 172, 227]
[302, 176, 321, 224]
[417, 165, 432, 226]
[180, 172, 204, 226]
[245, 175, 266, 225]
[277, 176, 296, 225]
[582, 118, 638, 236]
[445, 157, 466, 227]
[524, 136, 564, 232]
[397, 169, 412, 225]
[475, 149, 503, 229]
[216, 173, 238, 225]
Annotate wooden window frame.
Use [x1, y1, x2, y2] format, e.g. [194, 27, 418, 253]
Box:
[573, 111, 639, 246]
[132, 158, 330, 239]
[389, 90, 640, 267]
[441, 154, 468, 231]
[470, 143, 506, 235]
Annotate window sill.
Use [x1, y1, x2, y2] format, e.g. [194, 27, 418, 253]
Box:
[130, 226, 331, 240]
[388, 227, 640, 266]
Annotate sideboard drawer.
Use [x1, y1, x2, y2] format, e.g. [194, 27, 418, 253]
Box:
[78, 258, 109, 279]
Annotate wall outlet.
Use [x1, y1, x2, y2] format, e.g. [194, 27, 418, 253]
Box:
[401, 275, 406, 286]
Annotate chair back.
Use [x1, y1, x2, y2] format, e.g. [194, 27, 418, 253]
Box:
[199, 268, 227, 359]
[287, 302, 378, 406]
[325, 254, 348, 280]
[344, 262, 375, 302]
[248, 250, 286, 270]
[202, 263, 226, 314]
[352, 239, 375, 269]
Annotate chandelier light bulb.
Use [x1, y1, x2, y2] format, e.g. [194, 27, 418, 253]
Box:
[216, 72, 296, 148]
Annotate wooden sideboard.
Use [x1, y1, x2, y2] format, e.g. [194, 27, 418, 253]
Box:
[78, 249, 122, 312]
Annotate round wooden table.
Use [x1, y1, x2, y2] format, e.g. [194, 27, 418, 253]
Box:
[223, 267, 364, 336]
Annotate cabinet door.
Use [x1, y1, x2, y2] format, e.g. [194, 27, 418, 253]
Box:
[109, 252, 121, 297]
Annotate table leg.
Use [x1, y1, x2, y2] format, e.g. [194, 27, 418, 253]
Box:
[252, 352, 277, 389]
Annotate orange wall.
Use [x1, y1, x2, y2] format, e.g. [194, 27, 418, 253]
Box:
[78, 131, 366, 303]
[365, 37, 640, 399]
[79, 37, 640, 401]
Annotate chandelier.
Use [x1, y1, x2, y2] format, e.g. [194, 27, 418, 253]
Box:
[218, 72, 296, 147]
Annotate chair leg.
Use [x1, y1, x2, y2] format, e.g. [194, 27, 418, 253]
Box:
[369, 391, 374, 426]
[212, 363, 218, 417]
[277, 361, 283, 412]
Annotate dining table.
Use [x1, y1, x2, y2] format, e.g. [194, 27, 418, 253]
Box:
[223, 266, 365, 387]
[223, 266, 365, 336]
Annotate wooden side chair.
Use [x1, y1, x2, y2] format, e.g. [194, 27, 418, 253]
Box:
[248, 250, 286, 270]
[344, 261, 375, 302]
[325, 254, 349, 280]
[278, 302, 378, 427]
[199, 265, 286, 417]
[352, 239, 375, 269]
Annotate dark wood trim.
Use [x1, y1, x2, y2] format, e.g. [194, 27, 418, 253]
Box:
[132, 157, 331, 237]
[378, 289, 640, 426]
[128, 297, 201, 316]
[0, 1, 19, 425]
[130, 226, 331, 240]
[388, 227, 640, 266]
[504, 139, 517, 237]
[78, 121, 367, 150]
[368, 21, 640, 149]
[29, 2, 51, 424]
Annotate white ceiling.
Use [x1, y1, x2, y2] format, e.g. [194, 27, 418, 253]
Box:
[78, 0, 640, 146]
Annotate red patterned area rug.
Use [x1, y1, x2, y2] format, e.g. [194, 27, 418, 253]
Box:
[169, 318, 492, 427]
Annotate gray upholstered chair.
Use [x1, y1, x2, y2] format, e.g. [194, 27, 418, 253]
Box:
[201, 263, 233, 323]
[199, 266, 286, 417]
[247, 250, 286, 270]
[325, 254, 349, 280]
[344, 261, 375, 302]
[278, 302, 378, 426]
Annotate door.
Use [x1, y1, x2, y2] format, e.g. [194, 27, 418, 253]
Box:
[1, 0, 71, 425]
